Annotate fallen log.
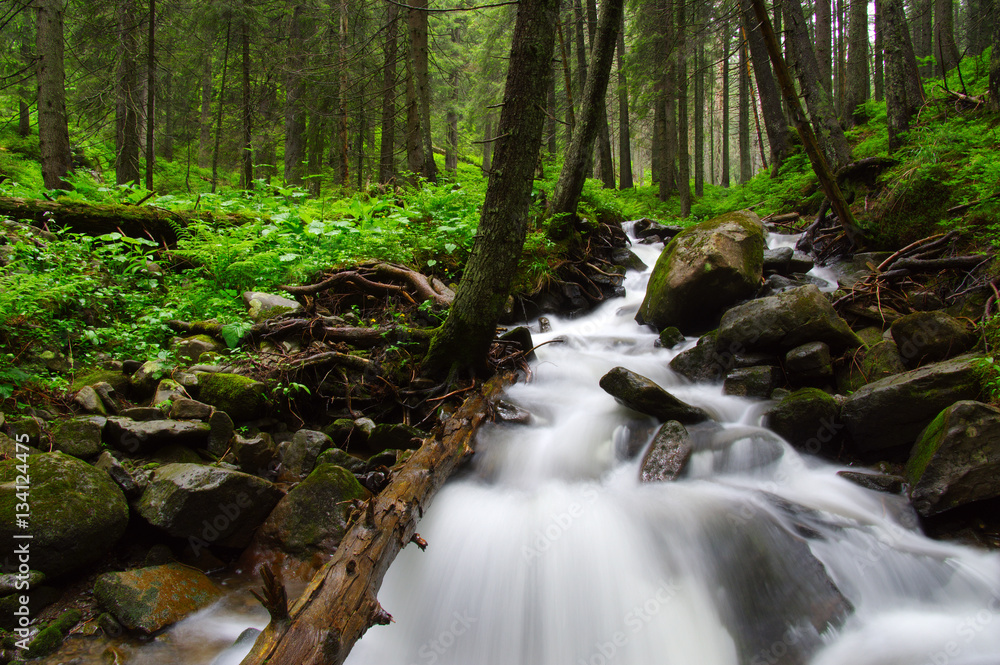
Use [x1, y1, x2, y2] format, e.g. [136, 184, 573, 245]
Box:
[239, 371, 514, 665]
[0, 195, 258, 243]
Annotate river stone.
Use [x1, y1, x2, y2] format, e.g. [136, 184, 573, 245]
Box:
[890, 310, 977, 368]
[171, 334, 224, 365]
[242, 291, 302, 322]
[0, 452, 129, 578]
[153, 379, 190, 409]
[95, 450, 145, 499]
[233, 432, 279, 475]
[785, 341, 833, 384]
[835, 340, 908, 394]
[278, 429, 331, 482]
[366, 423, 428, 453]
[73, 385, 107, 415]
[105, 417, 211, 455]
[93, 382, 121, 415]
[763, 246, 794, 273]
[723, 366, 784, 398]
[315, 447, 368, 474]
[136, 463, 284, 548]
[207, 410, 235, 457]
[636, 210, 765, 333]
[119, 406, 166, 421]
[764, 388, 843, 455]
[841, 355, 984, 454]
[716, 285, 862, 356]
[639, 421, 692, 482]
[51, 416, 105, 459]
[168, 398, 214, 421]
[256, 464, 370, 556]
[837, 470, 906, 494]
[906, 400, 1000, 516]
[669, 332, 732, 383]
[196, 372, 268, 422]
[93, 563, 223, 633]
[0, 431, 42, 456]
[131, 360, 171, 399]
[599, 366, 710, 424]
[658, 326, 685, 348]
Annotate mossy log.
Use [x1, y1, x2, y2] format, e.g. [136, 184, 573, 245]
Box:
[0, 196, 257, 243]
[239, 372, 514, 665]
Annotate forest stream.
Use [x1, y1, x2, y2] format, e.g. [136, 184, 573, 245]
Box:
[60, 225, 1000, 665]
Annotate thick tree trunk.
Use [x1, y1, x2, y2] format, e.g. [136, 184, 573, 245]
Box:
[548, 0, 626, 230]
[405, 62, 422, 179]
[199, 52, 213, 169]
[547, 68, 558, 156]
[557, 20, 577, 131]
[333, 0, 350, 186]
[240, 1, 253, 190]
[740, 0, 791, 170]
[991, 10, 1000, 111]
[783, 0, 852, 169]
[721, 25, 731, 187]
[408, 0, 437, 183]
[815, 0, 833, 94]
[284, 2, 306, 186]
[616, 18, 633, 190]
[481, 115, 493, 175]
[677, 0, 691, 217]
[738, 36, 751, 183]
[694, 34, 704, 196]
[934, 0, 961, 74]
[422, 0, 560, 378]
[874, 1, 884, 102]
[883, 0, 924, 149]
[307, 102, 329, 198]
[238, 373, 513, 665]
[116, 0, 141, 186]
[651, 82, 663, 184]
[844, 0, 871, 126]
[36, 0, 71, 190]
[145, 0, 155, 191]
[379, 1, 398, 184]
[914, 0, 934, 76]
[17, 11, 32, 138]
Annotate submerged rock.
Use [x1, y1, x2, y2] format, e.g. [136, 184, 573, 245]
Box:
[94, 563, 223, 633]
[599, 366, 709, 424]
[639, 421, 692, 482]
[636, 210, 765, 333]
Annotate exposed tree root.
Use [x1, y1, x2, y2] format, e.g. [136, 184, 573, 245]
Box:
[280, 262, 453, 308]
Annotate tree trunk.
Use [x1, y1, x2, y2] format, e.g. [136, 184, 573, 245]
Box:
[844, 0, 871, 126]
[405, 58, 421, 179]
[284, 2, 306, 186]
[333, 0, 350, 186]
[722, 24, 730, 187]
[934, 0, 961, 74]
[547, 66, 558, 156]
[883, 0, 924, 149]
[783, 0, 852, 169]
[211, 19, 231, 194]
[481, 114, 492, 175]
[991, 7, 1000, 111]
[914, 0, 934, 76]
[748, 0, 861, 241]
[651, 81, 663, 184]
[557, 20, 577, 131]
[548, 0, 626, 230]
[240, 0, 254, 190]
[585, 0, 616, 189]
[145, 0, 156, 191]
[815, 0, 833, 94]
[445, 20, 461, 173]
[17, 9, 32, 138]
[408, 0, 437, 183]
[307, 102, 328, 198]
[740, 0, 791, 170]
[422, 0, 560, 378]
[873, 0, 884, 101]
[379, 1, 398, 184]
[738, 35, 751, 183]
[617, 17, 634, 189]
[199, 50, 213, 169]
[116, 0, 141, 186]
[36, 0, 71, 190]
[663, 0, 678, 195]
[677, 0, 691, 217]
[694, 33, 704, 196]
[238, 373, 513, 665]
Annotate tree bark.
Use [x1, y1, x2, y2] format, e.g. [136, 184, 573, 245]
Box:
[481, 115, 492, 175]
[873, 0, 884, 102]
[738, 35, 751, 183]
[238, 373, 514, 665]
[333, 0, 350, 186]
[693, 29, 704, 196]
[408, 0, 437, 183]
[199, 49, 213, 169]
[815, 0, 833, 94]
[883, 0, 924, 149]
[240, 0, 253, 190]
[284, 2, 306, 186]
[934, 0, 961, 74]
[844, 0, 871, 126]
[548, 0, 626, 230]
[211, 19, 231, 194]
[145, 0, 156, 191]
[585, 0, 616, 189]
[914, 0, 934, 76]
[677, 0, 691, 217]
[17, 9, 32, 138]
[740, 0, 791, 170]
[36, 0, 71, 190]
[379, 1, 398, 184]
[721, 22, 730, 187]
[991, 8, 1000, 111]
[617, 16, 633, 189]
[116, 0, 141, 186]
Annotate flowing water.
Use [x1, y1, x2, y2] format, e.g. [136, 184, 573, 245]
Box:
[121, 228, 1000, 665]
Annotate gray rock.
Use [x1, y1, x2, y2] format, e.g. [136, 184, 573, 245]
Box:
[95, 450, 144, 499]
[669, 332, 732, 383]
[636, 210, 765, 332]
[837, 470, 906, 494]
[762, 246, 794, 273]
[136, 463, 284, 548]
[599, 366, 710, 424]
[94, 563, 223, 633]
[105, 417, 211, 455]
[233, 432, 278, 475]
[723, 366, 784, 399]
[716, 285, 862, 356]
[366, 423, 428, 454]
[890, 310, 977, 368]
[169, 398, 214, 421]
[171, 335, 224, 365]
[906, 400, 1000, 516]
[785, 341, 833, 383]
[841, 355, 984, 454]
[658, 327, 685, 348]
[153, 379, 190, 409]
[51, 417, 105, 459]
[764, 388, 843, 455]
[131, 360, 171, 399]
[73, 385, 107, 415]
[835, 340, 907, 394]
[207, 410, 235, 457]
[639, 421, 692, 482]
[196, 372, 268, 422]
[119, 406, 166, 421]
[314, 447, 368, 474]
[278, 429, 331, 481]
[242, 291, 302, 322]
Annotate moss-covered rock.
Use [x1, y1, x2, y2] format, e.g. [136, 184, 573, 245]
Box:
[195, 372, 268, 422]
[835, 340, 908, 394]
[764, 388, 842, 455]
[51, 416, 105, 459]
[256, 464, 369, 556]
[171, 334, 224, 365]
[890, 310, 977, 368]
[637, 210, 765, 333]
[599, 366, 710, 424]
[0, 452, 129, 578]
[24, 609, 81, 658]
[93, 563, 223, 634]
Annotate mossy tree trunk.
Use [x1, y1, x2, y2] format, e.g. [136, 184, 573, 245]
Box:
[422, 0, 561, 378]
[37, 0, 72, 190]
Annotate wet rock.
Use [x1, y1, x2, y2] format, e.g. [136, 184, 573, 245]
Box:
[764, 388, 843, 455]
[496, 400, 533, 425]
[171, 334, 224, 365]
[723, 366, 784, 398]
[105, 417, 211, 455]
[23, 609, 82, 658]
[890, 310, 977, 368]
[94, 563, 224, 633]
[278, 429, 331, 482]
[74, 385, 107, 415]
[136, 463, 283, 548]
[500, 326, 536, 362]
[611, 247, 647, 271]
[153, 378, 190, 408]
[658, 326, 685, 348]
[906, 400, 1000, 516]
[207, 410, 235, 457]
[242, 291, 302, 322]
[169, 398, 214, 421]
[321, 418, 357, 446]
[315, 447, 369, 474]
[152, 444, 204, 464]
[51, 416, 105, 458]
[669, 331, 731, 383]
[0, 452, 129, 577]
[837, 470, 906, 494]
[131, 360, 171, 399]
[639, 421, 692, 482]
[716, 285, 863, 356]
[196, 372, 269, 422]
[119, 406, 166, 421]
[785, 342, 833, 384]
[835, 340, 907, 394]
[599, 366, 710, 424]
[0, 431, 41, 456]
[93, 382, 121, 415]
[256, 464, 369, 557]
[366, 423, 428, 453]
[233, 432, 279, 475]
[95, 450, 145, 499]
[841, 355, 983, 454]
[762, 246, 794, 273]
[637, 210, 765, 333]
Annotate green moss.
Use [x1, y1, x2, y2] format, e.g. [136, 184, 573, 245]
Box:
[70, 368, 130, 394]
[906, 408, 949, 484]
[195, 372, 268, 422]
[25, 609, 81, 658]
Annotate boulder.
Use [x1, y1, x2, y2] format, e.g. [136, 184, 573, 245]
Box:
[716, 285, 863, 356]
[93, 563, 223, 633]
[784, 341, 833, 384]
[105, 417, 211, 455]
[639, 421, 692, 482]
[233, 432, 279, 475]
[278, 429, 331, 482]
[207, 410, 235, 457]
[314, 447, 368, 474]
[153, 379, 190, 408]
[0, 452, 129, 577]
[136, 463, 284, 548]
[130, 360, 171, 399]
[890, 310, 977, 368]
[658, 327, 685, 348]
[171, 334, 224, 365]
[841, 355, 984, 454]
[95, 450, 146, 499]
[366, 423, 428, 454]
[73, 385, 107, 415]
[599, 366, 710, 424]
[168, 398, 214, 421]
[636, 210, 765, 333]
[835, 340, 907, 394]
[764, 388, 843, 455]
[723, 366, 784, 399]
[256, 464, 369, 556]
[906, 400, 1000, 516]
[51, 416, 105, 459]
[669, 332, 732, 383]
[242, 291, 302, 322]
[196, 372, 269, 422]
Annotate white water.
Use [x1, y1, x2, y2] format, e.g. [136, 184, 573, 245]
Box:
[130, 229, 1000, 665]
